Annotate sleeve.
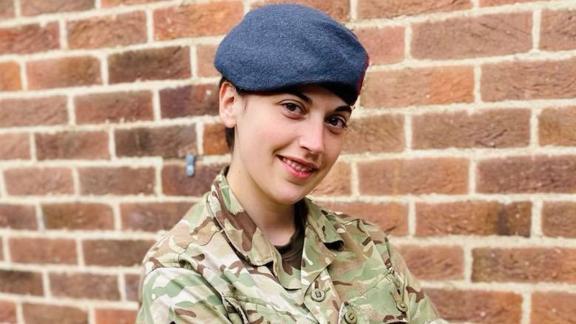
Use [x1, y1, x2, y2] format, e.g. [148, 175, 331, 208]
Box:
[136, 267, 233, 324]
[361, 221, 447, 324]
[384, 238, 448, 324]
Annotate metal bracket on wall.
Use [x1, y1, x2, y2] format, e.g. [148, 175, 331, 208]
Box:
[185, 154, 196, 177]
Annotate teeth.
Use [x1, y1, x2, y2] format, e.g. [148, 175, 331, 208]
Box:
[282, 157, 313, 173]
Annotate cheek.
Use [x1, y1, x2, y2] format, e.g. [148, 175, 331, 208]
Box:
[253, 119, 296, 147]
[324, 135, 344, 163]
[237, 115, 291, 154]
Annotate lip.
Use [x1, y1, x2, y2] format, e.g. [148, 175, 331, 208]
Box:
[280, 155, 319, 170]
[278, 155, 319, 180]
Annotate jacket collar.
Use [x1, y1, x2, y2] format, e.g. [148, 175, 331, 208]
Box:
[205, 168, 344, 268]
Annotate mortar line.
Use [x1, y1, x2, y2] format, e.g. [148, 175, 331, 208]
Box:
[13, 0, 21, 17]
[350, 0, 358, 21]
[146, 8, 154, 44]
[19, 59, 28, 91]
[532, 199, 543, 238]
[521, 291, 532, 324]
[407, 200, 416, 237]
[532, 8, 542, 51]
[59, 19, 68, 50]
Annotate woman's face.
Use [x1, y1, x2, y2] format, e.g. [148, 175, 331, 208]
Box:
[220, 83, 351, 206]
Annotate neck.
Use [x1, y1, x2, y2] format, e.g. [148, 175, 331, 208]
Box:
[226, 163, 296, 246]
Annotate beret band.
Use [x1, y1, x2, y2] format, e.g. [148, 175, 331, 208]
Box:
[214, 4, 369, 105]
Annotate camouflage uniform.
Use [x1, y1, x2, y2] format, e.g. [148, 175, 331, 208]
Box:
[137, 169, 446, 323]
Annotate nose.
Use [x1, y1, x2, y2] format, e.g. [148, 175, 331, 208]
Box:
[298, 119, 324, 154]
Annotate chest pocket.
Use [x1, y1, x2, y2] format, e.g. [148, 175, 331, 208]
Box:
[344, 274, 408, 324]
[224, 296, 316, 324]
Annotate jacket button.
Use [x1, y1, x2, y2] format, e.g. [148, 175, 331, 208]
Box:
[344, 310, 357, 323]
[397, 301, 408, 313]
[310, 288, 326, 302]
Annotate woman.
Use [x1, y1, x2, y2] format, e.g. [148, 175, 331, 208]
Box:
[137, 4, 445, 323]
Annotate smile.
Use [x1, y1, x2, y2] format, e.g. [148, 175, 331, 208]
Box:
[278, 156, 318, 179]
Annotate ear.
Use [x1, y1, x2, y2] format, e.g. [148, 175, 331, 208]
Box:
[219, 81, 242, 128]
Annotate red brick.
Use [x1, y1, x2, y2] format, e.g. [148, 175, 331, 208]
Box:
[68, 12, 146, 49]
[342, 115, 404, 153]
[162, 162, 221, 196]
[23, 303, 87, 324]
[539, 106, 576, 146]
[398, 245, 464, 280]
[481, 0, 550, 6]
[75, 91, 153, 124]
[197, 45, 219, 77]
[10, 238, 77, 264]
[0, 300, 16, 324]
[0, 270, 43, 295]
[0, 61, 21, 91]
[473, 248, 576, 283]
[359, 158, 468, 195]
[358, 0, 471, 19]
[0, 96, 67, 128]
[542, 202, 576, 238]
[203, 123, 228, 155]
[42, 203, 114, 230]
[413, 13, 531, 60]
[482, 58, 576, 102]
[50, 272, 120, 300]
[427, 289, 522, 323]
[102, 0, 170, 6]
[95, 309, 137, 324]
[355, 27, 404, 65]
[79, 167, 155, 195]
[160, 84, 219, 118]
[121, 202, 191, 232]
[319, 201, 408, 236]
[27, 56, 101, 90]
[362, 67, 474, 108]
[254, 0, 349, 21]
[0, 23, 59, 55]
[4, 167, 73, 196]
[154, 2, 243, 40]
[541, 9, 576, 51]
[413, 109, 530, 149]
[109, 46, 190, 83]
[21, 0, 93, 16]
[115, 125, 196, 158]
[36, 131, 109, 160]
[311, 162, 351, 196]
[416, 201, 531, 236]
[477, 156, 576, 193]
[124, 274, 140, 301]
[83, 239, 153, 267]
[531, 291, 576, 324]
[0, 0, 15, 19]
[0, 204, 37, 229]
[0, 133, 30, 159]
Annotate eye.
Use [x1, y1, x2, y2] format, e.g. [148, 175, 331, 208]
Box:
[326, 115, 348, 132]
[281, 101, 305, 116]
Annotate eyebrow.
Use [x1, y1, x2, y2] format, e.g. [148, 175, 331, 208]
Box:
[283, 89, 352, 114]
[334, 106, 352, 115]
[284, 88, 312, 103]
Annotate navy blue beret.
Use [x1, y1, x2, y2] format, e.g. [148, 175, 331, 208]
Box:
[214, 4, 369, 105]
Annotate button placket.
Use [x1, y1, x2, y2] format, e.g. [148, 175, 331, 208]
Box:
[311, 288, 326, 302]
[303, 270, 342, 323]
[343, 309, 357, 323]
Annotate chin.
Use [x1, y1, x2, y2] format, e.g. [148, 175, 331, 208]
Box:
[272, 186, 310, 205]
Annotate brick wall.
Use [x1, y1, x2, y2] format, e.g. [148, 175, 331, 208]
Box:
[1, 0, 575, 323]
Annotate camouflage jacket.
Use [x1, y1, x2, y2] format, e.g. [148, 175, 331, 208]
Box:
[137, 171, 446, 324]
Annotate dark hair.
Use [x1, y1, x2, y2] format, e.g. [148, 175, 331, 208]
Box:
[218, 78, 354, 152]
